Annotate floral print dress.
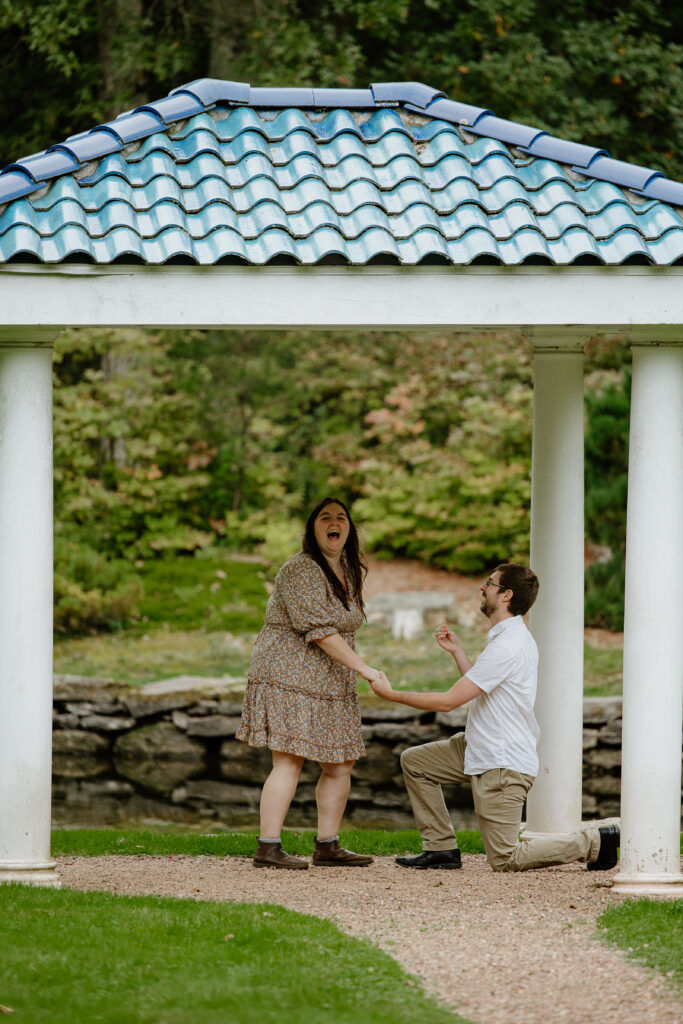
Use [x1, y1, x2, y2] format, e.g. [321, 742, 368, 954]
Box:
[236, 551, 365, 762]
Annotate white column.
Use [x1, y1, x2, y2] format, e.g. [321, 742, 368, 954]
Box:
[0, 333, 60, 887]
[523, 341, 585, 838]
[612, 344, 683, 897]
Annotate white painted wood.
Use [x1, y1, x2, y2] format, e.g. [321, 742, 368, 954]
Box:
[1, 264, 683, 332]
[612, 344, 683, 897]
[523, 345, 585, 838]
[0, 336, 60, 887]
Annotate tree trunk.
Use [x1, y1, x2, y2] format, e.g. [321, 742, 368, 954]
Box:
[208, 0, 260, 80]
[98, 0, 147, 120]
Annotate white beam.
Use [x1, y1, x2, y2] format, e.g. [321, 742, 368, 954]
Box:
[612, 344, 683, 897]
[524, 342, 585, 838]
[1, 265, 683, 332]
[0, 331, 60, 887]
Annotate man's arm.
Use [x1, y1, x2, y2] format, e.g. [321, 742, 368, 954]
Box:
[370, 672, 483, 713]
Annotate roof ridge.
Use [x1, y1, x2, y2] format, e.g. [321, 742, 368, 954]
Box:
[1, 80, 682, 210]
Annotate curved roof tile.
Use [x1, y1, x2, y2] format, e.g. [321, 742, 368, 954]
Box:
[1, 79, 682, 266]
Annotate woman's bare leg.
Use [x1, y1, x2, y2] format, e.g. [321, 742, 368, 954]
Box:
[315, 760, 354, 839]
[259, 751, 305, 837]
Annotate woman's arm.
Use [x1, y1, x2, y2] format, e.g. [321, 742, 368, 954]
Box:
[314, 633, 381, 682]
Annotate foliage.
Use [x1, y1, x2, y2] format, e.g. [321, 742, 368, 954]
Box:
[584, 363, 631, 630]
[2, 1, 683, 179]
[0, 886, 467, 1024]
[598, 899, 683, 987]
[50, 827, 486, 856]
[54, 537, 140, 634]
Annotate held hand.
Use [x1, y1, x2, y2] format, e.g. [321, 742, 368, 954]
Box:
[435, 620, 460, 655]
[369, 670, 394, 701]
[360, 665, 382, 683]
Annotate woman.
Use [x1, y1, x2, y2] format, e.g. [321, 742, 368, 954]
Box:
[236, 497, 381, 869]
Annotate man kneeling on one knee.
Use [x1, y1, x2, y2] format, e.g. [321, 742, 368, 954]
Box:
[369, 564, 619, 873]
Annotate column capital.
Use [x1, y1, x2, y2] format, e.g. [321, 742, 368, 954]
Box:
[527, 327, 588, 353]
[0, 327, 60, 348]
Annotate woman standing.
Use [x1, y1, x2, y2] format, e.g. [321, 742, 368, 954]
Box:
[237, 497, 381, 869]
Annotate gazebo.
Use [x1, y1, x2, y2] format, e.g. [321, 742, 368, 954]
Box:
[0, 79, 681, 895]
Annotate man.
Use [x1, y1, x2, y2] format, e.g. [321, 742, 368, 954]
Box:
[370, 564, 619, 872]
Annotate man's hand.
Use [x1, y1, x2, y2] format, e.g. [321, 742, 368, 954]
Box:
[435, 620, 462, 656]
[369, 670, 394, 702]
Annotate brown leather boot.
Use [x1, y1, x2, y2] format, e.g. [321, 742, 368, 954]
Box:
[253, 841, 309, 870]
[312, 838, 373, 867]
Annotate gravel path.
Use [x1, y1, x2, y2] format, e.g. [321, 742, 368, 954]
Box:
[58, 854, 681, 1024]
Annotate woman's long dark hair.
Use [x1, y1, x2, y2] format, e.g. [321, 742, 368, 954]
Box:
[302, 497, 367, 616]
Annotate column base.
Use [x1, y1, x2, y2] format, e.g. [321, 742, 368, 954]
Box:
[0, 860, 61, 888]
[611, 872, 683, 898]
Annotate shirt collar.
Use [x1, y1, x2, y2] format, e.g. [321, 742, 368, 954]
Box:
[487, 615, 523, 641]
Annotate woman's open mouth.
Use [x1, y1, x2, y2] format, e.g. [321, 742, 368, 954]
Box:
[327, 529, 341, 540]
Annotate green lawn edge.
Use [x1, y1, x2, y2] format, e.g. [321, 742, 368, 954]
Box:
[1, 885, 472, 1024]
[51, 827, 486, 857]
[597, 899, 683, 987]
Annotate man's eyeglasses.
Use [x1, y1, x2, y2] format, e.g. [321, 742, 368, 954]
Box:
[484, 578, 506, 589]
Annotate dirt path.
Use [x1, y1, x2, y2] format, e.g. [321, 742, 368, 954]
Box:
[58, 854, 680, 1024]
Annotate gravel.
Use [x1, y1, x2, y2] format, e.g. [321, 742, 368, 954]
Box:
[58, 853, 682, 1024]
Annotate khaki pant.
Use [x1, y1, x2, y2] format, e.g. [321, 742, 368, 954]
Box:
[400, 733, 601, 872]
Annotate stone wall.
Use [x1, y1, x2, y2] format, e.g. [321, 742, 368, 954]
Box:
[52, 676, 639, 830]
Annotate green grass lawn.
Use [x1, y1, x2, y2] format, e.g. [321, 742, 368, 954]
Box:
[51, 828, 486, 857]
[1, 885, 469, 1024]
[598, 899, 683, 987]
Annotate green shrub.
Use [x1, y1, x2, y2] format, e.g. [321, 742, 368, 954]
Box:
[54, 539, 140, 634]
[585, 555, 625, 631]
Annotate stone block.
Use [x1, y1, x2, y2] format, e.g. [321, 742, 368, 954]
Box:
[363, 722, 443, 745]
[53, 729, 111, 756]
[598, 721, 623, 747]
[435, 708, 469, 729]
[79, 779, 134, 797]
[52, 713, 83, 730]
[114, 759, 202, 794]
[139, 676, 247, 697]
[583, 697, 622, 726]
[582, 794, 598, 815]
[584, 774, 621, 796]
[585, 748, 621, 770]
[124, 696, 192, 719]
[172, 710, 189, 730]
[114, 721, 205, 761]
[185, 715, 242, 739]
[184, 779, 260, 807]
[219, 742, 271, 782]
[359, 702, 430, 722]
[52, 755, 108, 779]
[79, 715, 136, 733]
[582, 730, 599, 751]
[345, 804, 416, 828]
[352, 742, 400, 784]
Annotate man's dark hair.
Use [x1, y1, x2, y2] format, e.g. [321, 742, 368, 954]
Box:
[493, 563, 539, 617]
[302, 497, 367, 615]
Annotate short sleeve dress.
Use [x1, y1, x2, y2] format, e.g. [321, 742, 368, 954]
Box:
[236, 551, 365, 762]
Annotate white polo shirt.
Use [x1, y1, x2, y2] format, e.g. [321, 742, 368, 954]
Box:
[463, 615, 540, 777]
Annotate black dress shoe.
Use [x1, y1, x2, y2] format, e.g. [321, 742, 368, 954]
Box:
[396, 849, 462, 870]
[587, 824, 620, 871]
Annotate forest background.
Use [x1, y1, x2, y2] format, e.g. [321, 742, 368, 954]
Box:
[2, 0, 675, 636]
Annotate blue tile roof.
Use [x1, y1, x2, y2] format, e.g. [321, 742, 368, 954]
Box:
[1, 79, 683, 266]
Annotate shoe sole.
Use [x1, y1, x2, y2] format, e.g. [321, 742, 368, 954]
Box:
[396, 863, 461, 870]
[253, 860, 309, 870]
[312, 860, 373, 867]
